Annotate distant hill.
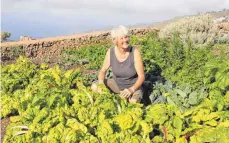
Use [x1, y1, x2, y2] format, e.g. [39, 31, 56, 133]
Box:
[129, 9, 229, 29]
[207, 9, 229, 18]
[152, 9, 229, 28]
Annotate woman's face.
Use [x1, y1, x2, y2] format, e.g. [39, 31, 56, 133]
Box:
[116, 35, 130, 49]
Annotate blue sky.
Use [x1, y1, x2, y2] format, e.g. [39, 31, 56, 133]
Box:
[1, 0, 229, 40]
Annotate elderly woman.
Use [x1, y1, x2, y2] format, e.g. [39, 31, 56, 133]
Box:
[91, 25, 145, 103]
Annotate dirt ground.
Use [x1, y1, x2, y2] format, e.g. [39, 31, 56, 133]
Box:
[1, 117, 10, 142]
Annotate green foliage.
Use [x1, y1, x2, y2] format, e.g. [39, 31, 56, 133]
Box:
[2, 17, 229, 142]
[203, 57, 229, 94]
[150, 81, 208, 112]
[216, 34, 229, 44]
[1, 57, 150, 143]
[145, 97, 229, 143]
[61, 45, 109, 70]
[0, 56, 38, 93]
[2, 53, 229, 143]
[140, 32, 214, 89]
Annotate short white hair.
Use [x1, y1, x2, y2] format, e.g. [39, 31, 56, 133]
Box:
[111, 25, 130, 39]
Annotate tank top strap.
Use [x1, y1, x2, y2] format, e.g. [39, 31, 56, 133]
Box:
[130, 46, 135, 58]
[110, 47, 115, 66]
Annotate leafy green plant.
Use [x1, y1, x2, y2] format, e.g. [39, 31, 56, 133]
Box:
[203, 58, 229, 94]
[0, 56, 38, 93]
[61, 45, 109, 70]
[146, 94, 229, 143]
[140, 32, 214, 89]
[150, 81, 208, 112]
[2, 17, 229, 142]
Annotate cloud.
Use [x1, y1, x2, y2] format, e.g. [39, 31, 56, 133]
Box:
[2, 0, 228, 14]
[2, 0, 228, 26]
[1, 0, 228, 40]
[2, 0, 228, 23]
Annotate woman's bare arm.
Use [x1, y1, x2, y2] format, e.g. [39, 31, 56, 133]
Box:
[98, 49, 110, 83]
[129, 47, 145, 92]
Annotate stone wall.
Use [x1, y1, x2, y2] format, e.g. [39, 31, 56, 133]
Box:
[1, 27, 159, 63]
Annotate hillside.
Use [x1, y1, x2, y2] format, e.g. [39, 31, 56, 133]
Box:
[151, 9, 229, 28]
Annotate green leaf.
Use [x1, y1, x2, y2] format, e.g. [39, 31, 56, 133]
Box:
[152, 136, 164, 143]
[167, 97, 176, 105]
[190, 135, 203, 143]
[218, 121, 229, 127]
[175, 89, 187, 98]
[173, 116, 183, 138]
[183, 109, 194, 117]
[176, 137, 188, 143]
[48, 94, 58, 107]
[188, 91, 198, 105]
[204, 120, 218, 126]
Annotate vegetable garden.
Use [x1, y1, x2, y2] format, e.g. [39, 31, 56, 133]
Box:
[1, 14, 229, 143]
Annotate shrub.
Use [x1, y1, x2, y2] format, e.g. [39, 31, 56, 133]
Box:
[1, 31, 11, 42]
[159, 14, 224, 46]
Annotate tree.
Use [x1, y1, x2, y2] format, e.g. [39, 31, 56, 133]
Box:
[1, 31, 11, 42]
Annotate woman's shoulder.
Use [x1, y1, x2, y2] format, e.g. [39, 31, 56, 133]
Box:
[105, 47, 113, 57]
[108, 46, 116, 54]
[133, 46, 140, 51]
[108, 47, 112, 53]
[131, 46, 140, 53]
[132, 46, 142, 59]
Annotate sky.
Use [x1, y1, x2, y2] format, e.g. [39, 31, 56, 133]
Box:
[1, 0, 229, 40]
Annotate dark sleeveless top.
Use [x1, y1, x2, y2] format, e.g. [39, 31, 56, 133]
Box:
[110, 46, 138, 90]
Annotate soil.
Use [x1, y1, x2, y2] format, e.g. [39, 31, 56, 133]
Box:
[1, 117, 10, 142]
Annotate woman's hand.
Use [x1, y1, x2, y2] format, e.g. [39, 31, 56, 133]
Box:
[120, 88, 133, 99]
[91, 81, 104, 94]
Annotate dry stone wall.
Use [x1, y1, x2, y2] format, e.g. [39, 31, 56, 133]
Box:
[1, 27, 158, 63]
